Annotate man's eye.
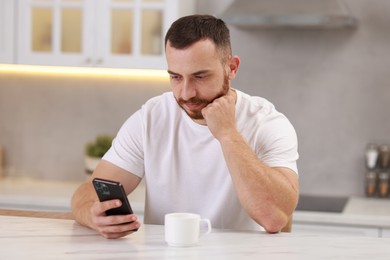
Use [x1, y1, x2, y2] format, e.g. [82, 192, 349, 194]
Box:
[195, 75, 206, 79]
[170, 75, 181, 80]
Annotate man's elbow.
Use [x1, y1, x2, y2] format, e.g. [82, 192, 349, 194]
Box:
[262, 222, 284, 233]
[255, 213, 291, 234]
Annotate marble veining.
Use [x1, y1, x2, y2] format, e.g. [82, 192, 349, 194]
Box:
[2, 215, 390, 259]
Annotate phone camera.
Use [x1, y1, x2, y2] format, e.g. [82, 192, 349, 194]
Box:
[101, 183, 110, 196]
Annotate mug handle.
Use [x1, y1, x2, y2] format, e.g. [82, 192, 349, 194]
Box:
[200, 218, 212, 235]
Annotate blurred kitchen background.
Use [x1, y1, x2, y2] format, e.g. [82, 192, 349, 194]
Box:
[1, 0, 390, 200]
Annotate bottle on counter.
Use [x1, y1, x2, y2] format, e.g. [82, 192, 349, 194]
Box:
[365, 144, 379, 170]
[378, 172, 390, 198]
[379, 145, 390, 170]
[365, 171, 377, 197]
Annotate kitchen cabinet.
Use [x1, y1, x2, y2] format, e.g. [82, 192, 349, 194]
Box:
[17, 0, 194, 69]
[294, 197, 390, 238]
[381, 228, 390, 238]
[0, 0, 15, 63]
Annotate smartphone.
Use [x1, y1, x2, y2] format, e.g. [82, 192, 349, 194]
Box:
[92, 178, 135, 217]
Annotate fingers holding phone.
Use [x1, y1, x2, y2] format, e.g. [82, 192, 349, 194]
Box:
[91, 178, 141, 238]
[90, 202, 140, 239]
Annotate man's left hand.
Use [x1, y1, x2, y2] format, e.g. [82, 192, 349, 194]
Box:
[201, 89, 237, 140]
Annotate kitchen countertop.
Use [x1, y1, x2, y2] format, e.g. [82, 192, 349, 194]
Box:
[293, 196, 390, 229]
[0, 176, 80, 211]
[2, 176, 390, 229]
[0, 176, 145, 214]
[344, 196, 390, 216]
[2, 215, 390, 259]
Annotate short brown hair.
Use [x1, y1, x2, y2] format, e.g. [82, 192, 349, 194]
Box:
[165, 15, 232, 62]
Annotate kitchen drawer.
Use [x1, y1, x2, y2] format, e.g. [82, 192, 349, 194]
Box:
[293, 223, 380, 237]
[380, 228, 390, 238]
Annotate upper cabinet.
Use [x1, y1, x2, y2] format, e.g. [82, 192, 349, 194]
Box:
[17, 0, 195, 69]
[0, 0, 15, 64]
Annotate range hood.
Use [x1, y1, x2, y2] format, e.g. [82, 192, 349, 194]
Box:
[220, 0, 358, 29]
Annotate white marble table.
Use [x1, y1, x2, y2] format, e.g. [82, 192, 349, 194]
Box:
[1, 215, 390, 259]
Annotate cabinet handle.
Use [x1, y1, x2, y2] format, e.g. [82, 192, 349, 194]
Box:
[85, 58, 92, 64]
[96, 58, 103, 64]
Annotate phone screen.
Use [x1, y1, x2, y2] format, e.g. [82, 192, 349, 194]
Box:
[92, 178, 134, 216]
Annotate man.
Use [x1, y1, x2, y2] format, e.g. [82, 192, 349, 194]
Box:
[71, 14, 299, 239]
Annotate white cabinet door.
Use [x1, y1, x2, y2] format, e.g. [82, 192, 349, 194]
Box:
[17, 0, 194, 69]
[93, 0, 195, 69]
[17, 0, 93, 66]
[0, 0, 15, 63]
[293, 223, 380, 237]
[97, 0, 166, 69]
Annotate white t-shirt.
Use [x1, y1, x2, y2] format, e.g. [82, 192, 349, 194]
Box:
[103, 90, 299, 231]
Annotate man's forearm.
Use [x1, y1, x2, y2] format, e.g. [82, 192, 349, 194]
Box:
[218, 130, 299, 233]
[71, 182, 97, 229]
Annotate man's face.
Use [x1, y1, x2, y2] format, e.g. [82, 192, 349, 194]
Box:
[166, 39, 230, 123]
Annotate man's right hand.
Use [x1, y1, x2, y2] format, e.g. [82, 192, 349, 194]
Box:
[89, 199, 141, 239]
[71, 160, 143, 239]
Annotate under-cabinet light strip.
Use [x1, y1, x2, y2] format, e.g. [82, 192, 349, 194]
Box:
[0, 64, 169, 79]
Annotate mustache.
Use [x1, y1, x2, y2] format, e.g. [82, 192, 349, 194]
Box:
[178, 97, 209, 106]
[178, 92, 225, 106]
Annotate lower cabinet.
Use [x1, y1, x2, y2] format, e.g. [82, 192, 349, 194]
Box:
[292, 223, 380, 237]
[380, 228, 390, 238]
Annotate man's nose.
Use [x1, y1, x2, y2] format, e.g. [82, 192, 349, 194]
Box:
[181, 80, 196, 100]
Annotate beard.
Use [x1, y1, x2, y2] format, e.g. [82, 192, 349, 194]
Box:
[177, 75, 230, 120]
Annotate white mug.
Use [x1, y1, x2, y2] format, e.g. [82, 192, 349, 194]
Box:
[164, 213, 212, 247]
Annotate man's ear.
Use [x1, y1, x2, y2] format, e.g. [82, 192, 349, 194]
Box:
[227, 55, 240, 80]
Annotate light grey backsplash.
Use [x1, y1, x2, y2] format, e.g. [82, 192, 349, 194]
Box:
[1, 0, 390, 197]
[0, 74, 170, 181]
